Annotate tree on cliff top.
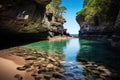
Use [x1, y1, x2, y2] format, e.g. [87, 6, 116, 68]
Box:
[46, 0, 67, 18]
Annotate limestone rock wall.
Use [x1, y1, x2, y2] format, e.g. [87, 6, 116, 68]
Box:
[0, 0, 69, 40]
[0, 0, 52, 33]
[76, 0, 120, 37]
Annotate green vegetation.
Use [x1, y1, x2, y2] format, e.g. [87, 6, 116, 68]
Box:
[77, 0, 120, 27]
[46, 0, 67, 17]
[77, 0, 111, 22]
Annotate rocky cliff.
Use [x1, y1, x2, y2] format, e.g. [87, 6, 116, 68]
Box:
[0, 0, 69, 40]
[76, 0, 120, 38]
[76, 0, 120, 48]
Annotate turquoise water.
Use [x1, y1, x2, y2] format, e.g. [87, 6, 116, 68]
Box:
[77, 39, 120, 69]
[22, 38, 120, 79]
[22, 38, 120, 69]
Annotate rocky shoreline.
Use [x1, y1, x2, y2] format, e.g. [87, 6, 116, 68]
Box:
[0, 46, 120, 80]
[8, 47, 66, 80]
[77, 58, 120, 80]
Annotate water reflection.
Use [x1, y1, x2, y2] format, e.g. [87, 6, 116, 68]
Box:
[23, 38, 120, 79]
[63, 38, 80, 62]
[77, 39, 120, 70]
[23, 38, 85, 80]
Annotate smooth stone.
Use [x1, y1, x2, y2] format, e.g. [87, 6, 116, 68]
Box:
[87, 61, 95, 64]
[59, 68, 65, 73]
[14, 74, 23, 80]
[101, 69, 111, 76]
[47, 64, 55, 69]
[26, 68, 33, 72]
[96, 66, 105, 70]
[91, 70, 100, 74]
[85, 63, 93, 67]
[38, 58, 45, 61]
[25, 56, 37, 60]
[53, 72, 65, 78]
[44, 74, 52, 79]
[17, 66, 26, 71]
[48, 57, 56, 62]
[99, 75, 106, 79]
[23, 63, 31, 68]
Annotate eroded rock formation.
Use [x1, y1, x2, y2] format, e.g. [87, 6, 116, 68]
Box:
[76, 0, 120, 39]
[0, 0, 69, 40]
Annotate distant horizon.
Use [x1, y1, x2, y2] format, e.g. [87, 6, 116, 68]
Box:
[61, 0, 84, 34]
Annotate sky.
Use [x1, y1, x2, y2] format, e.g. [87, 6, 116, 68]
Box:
[61, 0, 84, 34]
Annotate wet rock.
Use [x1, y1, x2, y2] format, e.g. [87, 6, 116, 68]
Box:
[31, 71, 38, 77]
[35, 74, 44, 80]
[48, 57, 56, 62]
[44, 74, 52, 79]
[17, 66, 26, 71]
[14, 74, 23, 80]
[59, 68, 65, 73]
[96, 66, 105, 70]
[60, 61, 66, 64]
[101, 69, 111, 76]
[33, 61, 42, 66]
[99, 75, 106, 79]
[50, 78, 56, 80]
[87, 61, 95, 64]
[23, 63, 32, 68]
[37, 58, 46, 62]
[96, 78, 104, 80]
[38, 67, 46, 73]
[26, 67, 33, 72]
[47, 63, 55, 69]
[25, 56, 37, 60]
[74, 75, 85, 80]
[63, 72, 75, 77]
[91, 70, 100, 75]
[85, 63, 93, 67]
[53, 72, 65, 78]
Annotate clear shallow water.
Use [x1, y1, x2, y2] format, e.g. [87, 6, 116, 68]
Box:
[22, 38, 120, 79]
[22, 38, 85, 80]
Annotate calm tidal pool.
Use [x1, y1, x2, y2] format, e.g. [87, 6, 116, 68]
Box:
[22, 38, 120, 79]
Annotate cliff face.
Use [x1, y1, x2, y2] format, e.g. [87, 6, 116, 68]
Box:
[76, 0, 120, 37]
[0, 0, 52, 33]
[76, 0, 120, 48]
[0, 0, 68, 39]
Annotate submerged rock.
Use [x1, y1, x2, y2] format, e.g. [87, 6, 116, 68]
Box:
[13, 47, 65, 80]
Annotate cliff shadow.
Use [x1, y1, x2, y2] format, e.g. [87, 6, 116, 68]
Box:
[0, 32, 49, 50]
